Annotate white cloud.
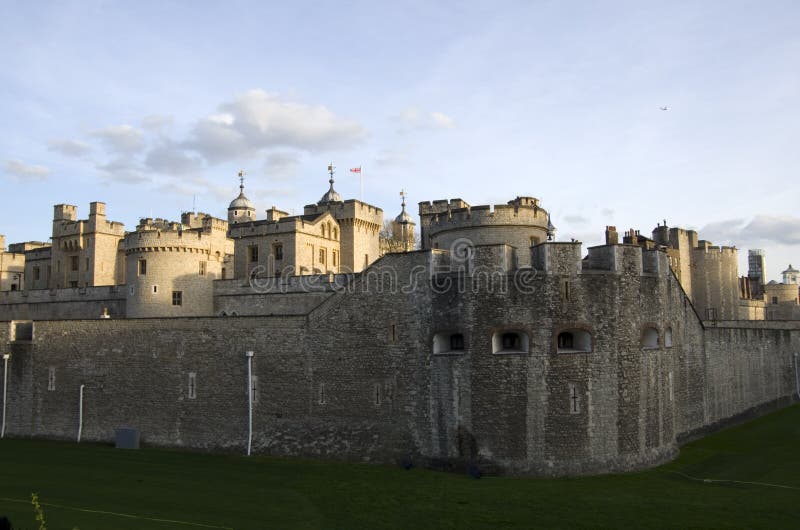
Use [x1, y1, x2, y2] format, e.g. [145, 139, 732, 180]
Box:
[141, 114, 174, 131]
[145, 140, 204, 175]
[95, 157, 149, 184]
[4, 159, 50, 180]
[47, 139, 91, 157]
[700, 215, 800, 246]
[374, 147, 411, 168]
[263, 151, 301, 179]
[397, 107, 455, 130]
[430, 111, 455, 128]
[184, 90, 366, 164]
[91, 125, 145, 154]
[564, 214, 589, 225]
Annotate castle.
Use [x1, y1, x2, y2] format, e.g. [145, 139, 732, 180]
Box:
[0, 171, 797, 476]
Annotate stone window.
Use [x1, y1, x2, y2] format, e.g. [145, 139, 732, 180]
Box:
[221, 267, 226, 279]
[568, 383, 581, 414]
[333, 228, 338, 240]
[374, 383, 382, 405]
[33, 267, 40, 281]
[273, 244, 283, 260]
[665, 327, 673, 347]
[129, 286, 135, 295]
[503, 333, 520, 350]
[47, 367, 56, 391]
[319, 248, 326, 265]
[557, 329, 592, 353]
[433, 332, 466, 354]
[199, 261, 207, 276]
[69, 281, 78, 288]
[561, 280, 571, 302]
[138, 259, 147, 276]
[332, 250, 338, 267]
[249, 245, 258, 263]
[70, 256, 79, 271]
[390, 324, 397, 342]
[188, 372, 196, 399]
[772, 296, 778, 305]
[172, 291, 183, 306]
[318, 383, 326, 405]
[152, 285, 158, 294]
[642, 327, 659, 349]
[12, 321, 33, 342]
[491, 330, 530, 354]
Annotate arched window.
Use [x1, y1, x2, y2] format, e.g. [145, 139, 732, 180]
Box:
[492, 330, 530, 354]
[642, 327, 659, 349]
[433, 332, 465, 354]
[665, 327, 673, 347]
[333, 227, 338, 240]
[557, 329, 592, 353]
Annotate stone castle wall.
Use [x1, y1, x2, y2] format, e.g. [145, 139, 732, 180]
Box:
[0, 286, 125, 321]
[1, 247, 796, 476]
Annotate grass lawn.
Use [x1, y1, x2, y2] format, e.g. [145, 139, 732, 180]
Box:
[2, 405, 799, 529]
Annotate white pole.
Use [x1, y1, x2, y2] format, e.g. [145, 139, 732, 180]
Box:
[794, 353, 800, 399]
[246, 350, 254, 456]
[1, 354, 9, 438]
[77, 384, 85, 443]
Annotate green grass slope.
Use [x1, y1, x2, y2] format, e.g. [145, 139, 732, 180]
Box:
[1, 404, 798, 529]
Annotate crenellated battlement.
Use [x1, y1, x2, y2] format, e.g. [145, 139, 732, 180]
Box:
[694, 241, 738, 255]
[304, 199, 383, 226]
[125, 228, 219, 254]
[418, 198, 470, 216]
[426, 202, 548, 230]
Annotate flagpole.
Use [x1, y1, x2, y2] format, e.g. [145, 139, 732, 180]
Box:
[360, 165, 364, 202]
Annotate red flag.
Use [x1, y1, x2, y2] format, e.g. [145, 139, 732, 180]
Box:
[349, 167, 361, 173]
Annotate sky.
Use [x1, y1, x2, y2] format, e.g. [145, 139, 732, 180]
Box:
[1, 0, 798, 281]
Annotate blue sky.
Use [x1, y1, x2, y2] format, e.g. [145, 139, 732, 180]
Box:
[1, 0, 798, 280]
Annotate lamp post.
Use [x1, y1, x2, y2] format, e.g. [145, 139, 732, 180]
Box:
[246, 351, 254, 456]
[1, 353, 10, 438]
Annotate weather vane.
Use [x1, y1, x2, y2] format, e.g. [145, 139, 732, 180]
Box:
[238, 170, 246, 192]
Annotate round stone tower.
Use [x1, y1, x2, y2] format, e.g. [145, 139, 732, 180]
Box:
[125, 216, 230, 318]
[418, 196, 552, 267]
[228, 171, 256, 225]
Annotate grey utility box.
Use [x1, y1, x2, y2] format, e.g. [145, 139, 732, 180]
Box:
[115, 427, 140, 449]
